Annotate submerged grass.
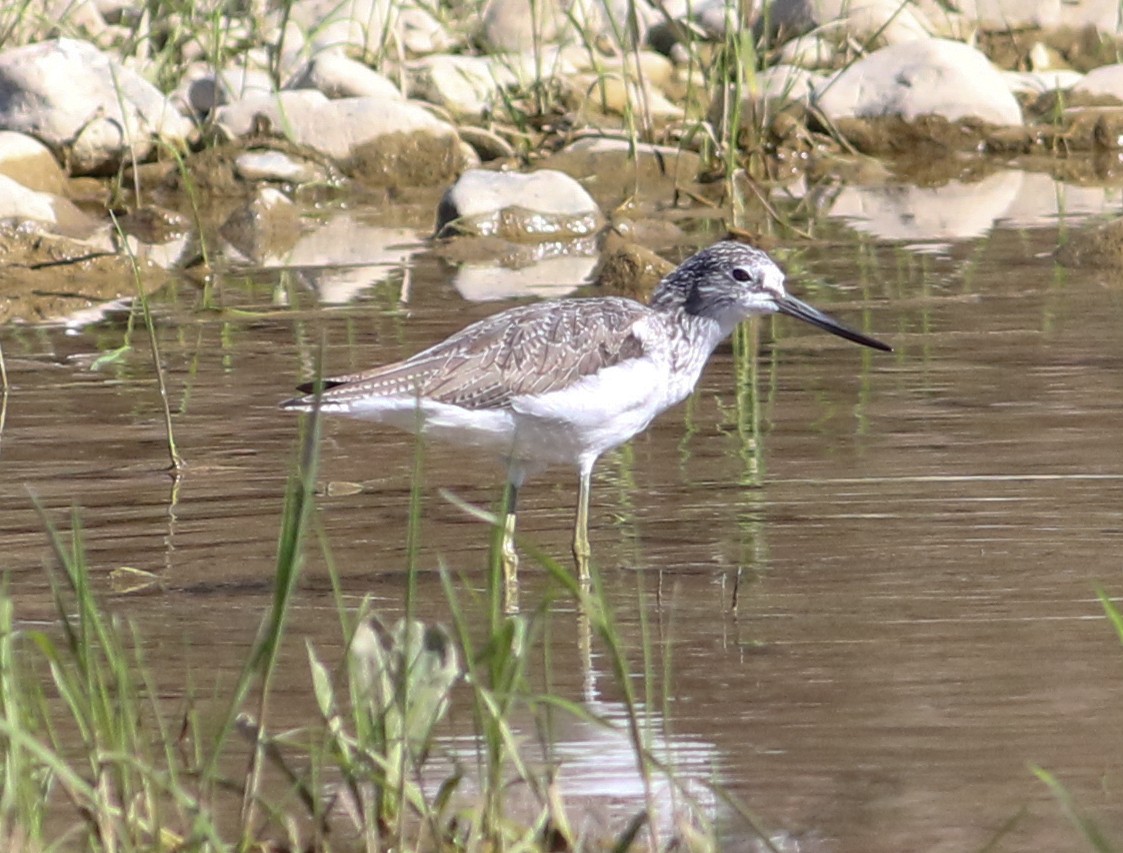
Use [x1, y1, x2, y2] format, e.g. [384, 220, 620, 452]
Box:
[0, 411, 748, 851]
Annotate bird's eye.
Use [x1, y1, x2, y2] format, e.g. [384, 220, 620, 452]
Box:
[731, 267, 752, 283]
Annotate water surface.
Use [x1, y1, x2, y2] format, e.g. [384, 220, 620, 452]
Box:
[2, 196, 1123, 850]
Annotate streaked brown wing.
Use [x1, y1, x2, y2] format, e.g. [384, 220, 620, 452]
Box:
[307, 297, 649, 410]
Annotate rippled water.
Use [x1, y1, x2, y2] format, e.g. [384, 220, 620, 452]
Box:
[3, 183, 1123, 849]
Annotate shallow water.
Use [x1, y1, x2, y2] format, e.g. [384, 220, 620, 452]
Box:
[3, 184, 1123, 849]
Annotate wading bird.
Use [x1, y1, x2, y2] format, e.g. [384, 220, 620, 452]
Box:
[282, 240, 891, 583]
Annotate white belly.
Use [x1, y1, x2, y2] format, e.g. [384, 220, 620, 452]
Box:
[320, 352, 682, 475]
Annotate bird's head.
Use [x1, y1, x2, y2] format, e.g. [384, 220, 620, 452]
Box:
[651, 241, 891, 352]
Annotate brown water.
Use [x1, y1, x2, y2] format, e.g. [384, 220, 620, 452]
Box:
[2, 212, 1123, 850]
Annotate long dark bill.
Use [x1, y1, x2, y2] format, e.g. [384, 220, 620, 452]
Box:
[776, 294, 892, 352]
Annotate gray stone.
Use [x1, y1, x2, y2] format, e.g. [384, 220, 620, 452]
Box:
[814, 38, 1023, 126]
[436, 169, 604, 241]
[0, 38, 194, 174]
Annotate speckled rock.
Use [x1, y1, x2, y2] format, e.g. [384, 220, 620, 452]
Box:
[0, 38, 194, 174]
[436, 169, 604, 241]
[814, 38, 1023, 126]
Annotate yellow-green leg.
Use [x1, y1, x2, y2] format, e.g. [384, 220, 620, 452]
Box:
[572, 467, 592, 581]
[501, 482, 519, 578]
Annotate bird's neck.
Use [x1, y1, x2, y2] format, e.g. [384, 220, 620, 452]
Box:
[651, 282, 742, 341]
[658, 302, 738, 354]
[652, 306, 730, 397]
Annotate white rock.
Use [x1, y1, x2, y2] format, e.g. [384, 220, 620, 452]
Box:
[286, 0, 451, 57]
[567, 0, 658, 50]
[573, 73, 681, 120]
[454, 252, 598, 300]
[220, 186, 302, 262]
[0, 38, 193, 174]
[289, 52, 403, 99]
[173, 62, 276, 115]
[262, 215, 424, 304]
[828, 170, 1024, 244]
[814, 38, 1023, 126]
[777, 33, 840, 68]
[5, 0, 108, 43]
[1003, 69, 1084, 96]
[479, 0, 570, 51]
[1000, 171, 1123, 228]
[1071, 63, 1123, 101]
[1057, 0, 1123, 32]
[214, 90, 459, 161]
[235, 150, 324, 183]
[688, 0, 738, 38]
[397, 5, 456, 54]
[751, 65, 826, 104]
[407, 55, 516, 119]
[437, 169, 604, 240]
[0, 131, 67, 194]
[763, 0, 937, 45]
[948, 0, 1061, 29]
[0, 173, 97, 237]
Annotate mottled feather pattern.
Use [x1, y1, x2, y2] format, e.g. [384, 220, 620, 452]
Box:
[302, 297, 649, 411]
